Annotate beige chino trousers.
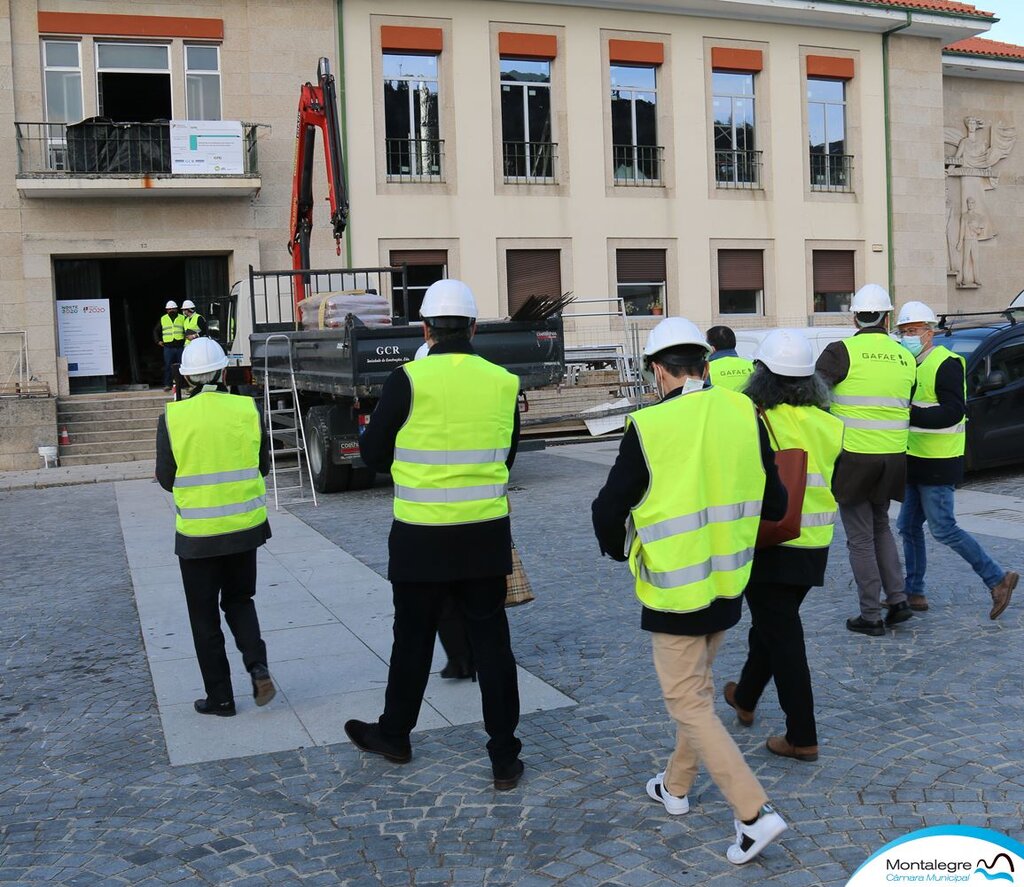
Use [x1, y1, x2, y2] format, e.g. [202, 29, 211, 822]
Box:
[651, 631, 768, 821]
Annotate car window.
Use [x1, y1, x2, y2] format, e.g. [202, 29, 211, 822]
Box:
[945, 337, 982, 357]
[991, 341, 1024, 385]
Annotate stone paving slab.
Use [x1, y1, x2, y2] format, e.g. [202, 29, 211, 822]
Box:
[0, 459, 155, 491]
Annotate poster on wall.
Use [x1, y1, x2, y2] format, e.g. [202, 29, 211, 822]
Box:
[56, 299, 113, 377]
[170, 120, 245, 175]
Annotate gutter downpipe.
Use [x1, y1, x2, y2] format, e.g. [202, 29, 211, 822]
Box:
[882, 12, 913, 299]
[336, 0, 353, 267]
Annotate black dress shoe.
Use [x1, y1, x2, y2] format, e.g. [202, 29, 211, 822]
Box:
[884, 601, 913, 627]
[344, 719, 412, 764]
[249, 664, 276, 707]
[846, 616, 885, 637]
[493, 758, 525, 791]
[194, 698, 236, 717]
[440, 659, 476, 681]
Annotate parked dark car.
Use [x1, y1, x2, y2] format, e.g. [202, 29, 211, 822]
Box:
[937, 313, 1024, 471]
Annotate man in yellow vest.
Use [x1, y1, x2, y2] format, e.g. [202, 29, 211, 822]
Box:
[592, 317, 789, 865]
[154, 300, 185, 391]
[707, 325, 754, 392]
[181, 299, 208, 341]
[346, 279, 525, 791]
[155, 337, 275, 717]
[894, 301, 1018, 617]
[816, 284, 917, 636]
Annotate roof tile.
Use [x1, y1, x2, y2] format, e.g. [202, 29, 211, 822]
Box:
[859, 0, 993, 17]
[946, 37, 1024, 61]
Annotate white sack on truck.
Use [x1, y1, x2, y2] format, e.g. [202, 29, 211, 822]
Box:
[297, 290, 393, 329]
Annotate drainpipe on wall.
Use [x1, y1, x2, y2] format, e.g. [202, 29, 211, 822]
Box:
[882, 12, 914, 299]
[336, 0, 353, 267]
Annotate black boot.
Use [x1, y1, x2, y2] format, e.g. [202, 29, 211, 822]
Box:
[194, 697, 236, 717]
[884, 601, 913, 627]
[440, 658, 476, 681]
[493, 758, 525, 791]
[846, 616, 885, 637]
[344, 720, 412, 764]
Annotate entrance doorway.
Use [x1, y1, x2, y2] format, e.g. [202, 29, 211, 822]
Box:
[54, 255, 229, 392]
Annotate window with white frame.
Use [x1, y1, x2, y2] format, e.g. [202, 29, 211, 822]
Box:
[383, 53, 442, 181]
[712, 71, 758, 187]
[808, 78, 850, 191]
[96, 42, 171, 122]
[185, 45, 221, 120]
[610, 64, 659, 184]
[43, 41, 84, 127]
[500, 58, 554, 182]
[616, 249, 666, 316]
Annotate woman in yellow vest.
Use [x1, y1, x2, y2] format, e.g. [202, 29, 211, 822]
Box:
[722, 329, 843, 764]
[894, 301, 1018, 618]
[592, 317, 789, 865]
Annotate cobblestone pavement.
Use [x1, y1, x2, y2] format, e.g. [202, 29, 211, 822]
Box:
[2, 454, 1024, 886]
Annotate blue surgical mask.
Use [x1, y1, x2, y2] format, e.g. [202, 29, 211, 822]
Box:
[901, 335, 923, 357]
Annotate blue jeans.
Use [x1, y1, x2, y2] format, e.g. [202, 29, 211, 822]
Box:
[897, 483, 1005, 596]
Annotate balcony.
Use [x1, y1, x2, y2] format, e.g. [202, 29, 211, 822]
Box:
[715, 149, 763, 190]
[613, 145, 664, 186]
[810, 152, 854, 193]
[385, 137, 444, 183]
[503, 141, 557, 184]
[14, 120, 263, 198]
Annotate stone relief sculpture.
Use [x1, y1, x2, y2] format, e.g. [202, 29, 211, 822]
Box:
[944, 116, 1017, 289]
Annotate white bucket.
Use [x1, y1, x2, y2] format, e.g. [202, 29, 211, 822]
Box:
[38, 445, 59, 468]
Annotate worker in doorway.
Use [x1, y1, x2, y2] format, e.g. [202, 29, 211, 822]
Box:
[346, 279, 525, 791]
[816, 284, 917, 637]
[155, 337, 276, 717]
[591, 317, 789, 866]
[155, 300, 185, 391]
[894, 301, 1018, 618]
[181, 300, 208, 341]
[723, 330, 844, 765]
[707, 325, 754, 392]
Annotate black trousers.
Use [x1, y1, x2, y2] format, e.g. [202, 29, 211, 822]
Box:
[179, 548, 267, 704]
[380, 577, 521, 766]
[735, 582, 817, 747]
[163, 343, 183, 387]
[437, 596, 473, 667]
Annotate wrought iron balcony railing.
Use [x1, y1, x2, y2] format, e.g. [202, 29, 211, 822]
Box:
[612, 144, 664, 186]
[14, 120, 262, 176]
[503, 141, 557, 183]
[810, 152, 854, 193]
[715, 149, 763, 189]
[385, 137, 445, 182]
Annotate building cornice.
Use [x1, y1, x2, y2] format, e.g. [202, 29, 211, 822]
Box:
[943, 54, 1024, 82]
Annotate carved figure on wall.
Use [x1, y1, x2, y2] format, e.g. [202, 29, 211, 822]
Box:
[944, 116, 1017, 289]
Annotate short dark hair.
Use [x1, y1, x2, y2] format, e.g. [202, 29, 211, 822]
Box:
[425, 319, 473, 346]
[651, 344, 707, 378]
[706, 325, 736, 351]
[854, 311, 886, 329]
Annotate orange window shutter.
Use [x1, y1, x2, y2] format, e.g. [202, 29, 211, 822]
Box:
[609, 39, 664, 66]
[38, 11, 223, 39]
[381, 25, 443, 53]
[498, 32, 557, 59]
[711, 47, 763, 72]
[806, 55, 855, 79]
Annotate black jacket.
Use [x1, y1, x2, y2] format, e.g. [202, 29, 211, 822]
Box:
[906, 350, 966, 486]
[155, 385, 272, 559]
[358, 340, 521, 583]
[591, 387, 787, 636]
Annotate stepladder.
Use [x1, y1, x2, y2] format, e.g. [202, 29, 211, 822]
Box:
[261, 334, 318, 509]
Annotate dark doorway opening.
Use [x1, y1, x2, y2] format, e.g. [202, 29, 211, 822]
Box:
[54, 255, 229, 393]
[98, 72, 172, 122]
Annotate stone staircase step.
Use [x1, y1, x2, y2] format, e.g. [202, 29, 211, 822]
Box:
[57, 406, 169, 424]
[57, 395, 172, 415]
[60, 417, 160, 434]
[60, 428, 157, 444]
[60, 439, 155, 457]
[58, 451, 155, 466]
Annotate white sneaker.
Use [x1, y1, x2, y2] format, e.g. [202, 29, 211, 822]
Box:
[645, 772, 690, 815]
[726, 804, 787, 864]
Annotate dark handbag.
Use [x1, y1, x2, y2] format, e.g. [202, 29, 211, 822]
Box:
[755, 409, 809, 549]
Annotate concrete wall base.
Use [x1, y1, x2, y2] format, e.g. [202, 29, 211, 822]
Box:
[0, 397, 58, 470]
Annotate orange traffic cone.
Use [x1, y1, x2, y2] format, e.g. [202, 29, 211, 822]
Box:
[59, 426, 70, 446]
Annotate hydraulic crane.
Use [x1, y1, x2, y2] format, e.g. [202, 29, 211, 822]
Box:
[288, 56, 349, 306]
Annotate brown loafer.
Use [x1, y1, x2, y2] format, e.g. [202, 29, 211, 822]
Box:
[908, 594, 929, 612]
[766, 734, 818, 762]
[723, 682, 754, 727]
[990, 571, 1018, 620]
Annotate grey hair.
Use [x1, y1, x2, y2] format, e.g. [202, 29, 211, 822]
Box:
[742, 362, 831, 411]
[185, 370, 220, 386]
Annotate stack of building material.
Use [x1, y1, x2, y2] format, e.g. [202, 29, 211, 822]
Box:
[297, 291, 392, 330]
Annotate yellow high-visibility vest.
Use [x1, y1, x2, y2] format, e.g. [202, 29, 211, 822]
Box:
[392, 353, 519, 526]
[762, 403, 844, 550]
[161, 313, 185, 343]
[831, 335, 915, 454]
[165, 390, 266, 538]
[709, 356, 754, 392]
[908, 345, 966, 460]
[182, 313, 204, 334]
[627, 386, 766, 613]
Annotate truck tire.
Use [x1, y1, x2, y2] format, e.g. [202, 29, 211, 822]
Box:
[305, 405, 350, 493]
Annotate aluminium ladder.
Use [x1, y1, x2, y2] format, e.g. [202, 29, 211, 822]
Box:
[261, 334, 318, 509]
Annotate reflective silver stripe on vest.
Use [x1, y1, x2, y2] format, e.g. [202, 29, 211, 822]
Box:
[838, 416, 910, 431]
[637, 500, 762, 545]
[806, 473, 828, 488]
[173, 467, 261, 488]
[176, 496, 266, 519]
[912, 401, 937, 409]
[394, 483, 508, 504]
[394, 447, 511, 465]
[909, 424, 966, 435]
[832, 395, 911, 409]
[638, 548, 754, 589]
[800, 510, 837, 528]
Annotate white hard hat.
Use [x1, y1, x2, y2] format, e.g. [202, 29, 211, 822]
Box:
[755, 329, 816, 377]
[181, 299, 196, 311]
[414, 342, 430, 360]
[850, 284, 893, 313]
[896, 300, 938, 327]
[180, 337, 228, 376]
[642, 317, 711, 359]
[165, 300, 178, 310]
[419, 279, 478, 321]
